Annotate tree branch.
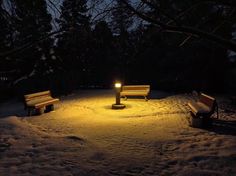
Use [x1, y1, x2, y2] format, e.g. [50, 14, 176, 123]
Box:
[120, 0, 236, 52]
[0, 29, 65, 58]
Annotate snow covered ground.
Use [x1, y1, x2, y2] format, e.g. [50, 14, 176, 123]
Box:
[0, 90, 235, 176]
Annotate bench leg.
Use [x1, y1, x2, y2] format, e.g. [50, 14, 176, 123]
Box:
[45, 105, 54, 112]
[202, 116, 213, 128]
[28, 108, 32, 116]
[190, 113, 213, 128]
[35, 108, 44, 115]
[124, 96, 127, 100]
[145, 96, 148, 101]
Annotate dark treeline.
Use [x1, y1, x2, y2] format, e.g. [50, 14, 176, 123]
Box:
[0, 0, 235, 99]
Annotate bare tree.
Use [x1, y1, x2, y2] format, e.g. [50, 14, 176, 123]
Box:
[119, 0, 236, 52]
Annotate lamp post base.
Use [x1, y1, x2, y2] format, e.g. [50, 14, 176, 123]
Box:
[112, 103, 126, 109]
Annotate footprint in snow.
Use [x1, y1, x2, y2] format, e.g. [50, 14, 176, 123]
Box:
[0, 142, 11, 152]
[65, 135, 85, 144]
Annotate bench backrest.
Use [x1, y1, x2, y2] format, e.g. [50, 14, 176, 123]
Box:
[122, 85, 150, 91]
[24, 90, 52, 102]
[199, 93, 216, 110]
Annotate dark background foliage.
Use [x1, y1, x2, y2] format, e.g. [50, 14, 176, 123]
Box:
[0, 0, 235, 101]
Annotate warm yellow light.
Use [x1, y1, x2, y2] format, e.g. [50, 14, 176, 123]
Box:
[115, 83, 121, 88]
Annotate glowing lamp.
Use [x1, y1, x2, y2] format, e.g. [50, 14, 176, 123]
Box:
[112, 82, 125, 109]
[115, 83, 121, 88]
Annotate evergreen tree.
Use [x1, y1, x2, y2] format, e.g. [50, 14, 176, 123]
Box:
[12, 0, 54, 78]
[0, 0, 20, 75]
[0, 0, 12, 72]
[92, 21, 113, 86]
[111, 0, 133, 36]
[56, 0, 91, 75]
[110, 0, 133, 82]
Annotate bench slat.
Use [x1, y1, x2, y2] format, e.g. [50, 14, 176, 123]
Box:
[122, 85, 150, 90]
[121, 91, 149, 96]
[35, 98, 59, 109]
[188, 102, 211, 116]
[24, 90, 51, 100]
[199, 93, 215, 109]
[26, 96, 55, 106]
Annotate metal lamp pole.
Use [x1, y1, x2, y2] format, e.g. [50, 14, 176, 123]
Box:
[115, 83, 121, 105]
[112, 82, 125, 109]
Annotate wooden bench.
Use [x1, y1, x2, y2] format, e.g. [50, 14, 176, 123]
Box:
[187, 93, 218, 127]
[120, 85, 150, 101]
[24, 90, 59, 116]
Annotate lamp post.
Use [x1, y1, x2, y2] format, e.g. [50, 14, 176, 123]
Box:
[112, 82, 125, 109]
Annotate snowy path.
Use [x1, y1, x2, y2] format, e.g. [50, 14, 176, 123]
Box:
[0, 90, 235, 176]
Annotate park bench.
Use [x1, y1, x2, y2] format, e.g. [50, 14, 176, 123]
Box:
[120, 85, 150, 101]
[24, 90, 59, 116]
[187, 93, 218, 127]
